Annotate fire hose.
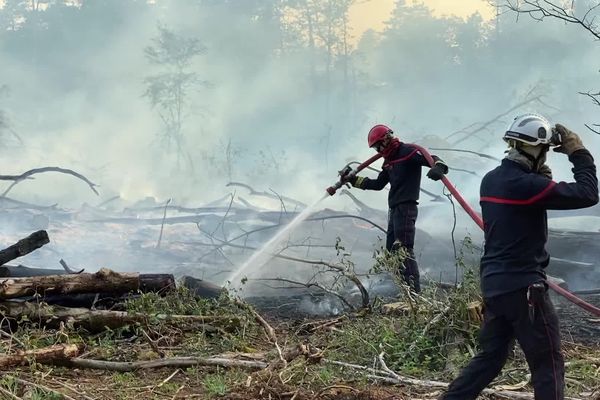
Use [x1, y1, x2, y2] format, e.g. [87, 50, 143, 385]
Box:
[327, 144, 600, 317]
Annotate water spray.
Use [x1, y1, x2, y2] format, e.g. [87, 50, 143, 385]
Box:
[326, 144, 600, 317]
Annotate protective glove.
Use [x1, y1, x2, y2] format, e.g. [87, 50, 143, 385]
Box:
[552, 124, 585, 155]
[538, 163, 553, 179]
[426, 161, 447, 181]
[350, 175, 365, 188]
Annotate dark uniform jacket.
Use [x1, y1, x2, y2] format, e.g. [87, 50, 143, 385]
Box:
[355, 144, 444, 208]
[479, 149, 598, 298]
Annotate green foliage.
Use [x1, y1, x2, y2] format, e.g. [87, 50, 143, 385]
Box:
[126, 286, 227, 316]
[323, 238, 482, 379]
[202, 373, 228, 398]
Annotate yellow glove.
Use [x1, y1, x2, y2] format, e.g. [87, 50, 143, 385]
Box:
[553, 124, 585, 155]
[352, 176, 366, 188]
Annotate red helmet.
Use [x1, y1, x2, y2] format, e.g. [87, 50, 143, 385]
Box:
[368, 124, 393, 148]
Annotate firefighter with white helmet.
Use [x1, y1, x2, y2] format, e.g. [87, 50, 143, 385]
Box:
[442, 114, 598, 400]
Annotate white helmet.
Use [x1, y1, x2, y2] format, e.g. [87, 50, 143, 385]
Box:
[503, 113, 553, 146]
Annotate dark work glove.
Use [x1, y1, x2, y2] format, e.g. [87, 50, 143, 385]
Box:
[426, 162, 447, 181]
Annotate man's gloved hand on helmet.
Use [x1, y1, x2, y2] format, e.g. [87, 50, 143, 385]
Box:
[427, 161, 448, 181]
[552, 124, 586, 155]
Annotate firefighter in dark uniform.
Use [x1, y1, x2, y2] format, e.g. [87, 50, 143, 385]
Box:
[441, 114, 598, 400]
[348, 124, 449, 292]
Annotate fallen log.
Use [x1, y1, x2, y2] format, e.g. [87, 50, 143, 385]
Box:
[0, 302, 240, 332]
[0, 230, 49, 266]
[0, 268, 174, 299]
[67, 356, 267, 372]
[0, 265, 68, 277]
[181, 276, 224, 299]
[0, 344, 80, 369]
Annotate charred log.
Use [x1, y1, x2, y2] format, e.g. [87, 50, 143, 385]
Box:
[181, 276, 224, 299]
[0, 230, 49, 266]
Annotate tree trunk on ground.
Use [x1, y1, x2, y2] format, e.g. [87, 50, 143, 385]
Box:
[181, 276, 224, 299]
[0, 302, 239, 332]
[0, 265, 70, 277]
[0, 230, 49, 266]
[0, 268, 174, 299]
[0, 344, 80, 369]
[67, 356, 267, 372]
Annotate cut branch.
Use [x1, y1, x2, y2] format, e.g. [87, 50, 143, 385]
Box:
[226, 182, 307, 208]
[0, 344, 80, 369]
[0, 167, 100, 197]
[0, 302, 235, 332]
[67, 356, 267, 372]
[0, 230, 49, 266]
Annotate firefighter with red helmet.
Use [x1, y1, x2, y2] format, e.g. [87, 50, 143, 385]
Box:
[347, 124, 448, 292]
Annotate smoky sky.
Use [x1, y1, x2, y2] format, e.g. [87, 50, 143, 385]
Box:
[0, 0, 598, 229]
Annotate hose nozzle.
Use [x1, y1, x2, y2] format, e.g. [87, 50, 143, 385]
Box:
[326, 182, 342, 196]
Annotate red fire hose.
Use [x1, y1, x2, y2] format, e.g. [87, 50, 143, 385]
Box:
[328, 144, 600, 317]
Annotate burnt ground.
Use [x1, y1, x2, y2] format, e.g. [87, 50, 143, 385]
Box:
[248, 291, 600, 346]
[555, 293, 600, 346]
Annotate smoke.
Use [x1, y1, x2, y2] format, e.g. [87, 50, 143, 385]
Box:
[0, 1, 599, 291]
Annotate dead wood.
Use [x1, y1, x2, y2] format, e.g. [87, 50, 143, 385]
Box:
[325, 358, 583, 399]
[197, 214, 386, 262]
[156, 198, 172, 249]
[0, 302, 237, 332]
[0, 386, 22, 400]
[0, 196, 57, 210]
[226, 182, 307, 208]
[197, 234, 370, 308]
[67, 356, 267, 372]
[339, 189, 383, 215]
[0, 268, 174, 299]
[59, 259, 84, 274]
[3, 375, 76, 400]
[0, 265, 65, 278]
[445, 94, 547, 146]
[254, 277, 355, 310]
[234, 299, 286, 365]
[0, 230, 50, 266]
[0, 167, 99, 197]
[140, 274, 176, 293]
[0, 344, 80, 369]
[181, 276, 224, 299]
[428, 147, 501, 162]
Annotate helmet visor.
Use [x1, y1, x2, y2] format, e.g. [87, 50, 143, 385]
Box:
[371, 141, 385, 153]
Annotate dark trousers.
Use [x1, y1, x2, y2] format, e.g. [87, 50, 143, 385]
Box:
[442, 287, 564, 400]
[386, 203, 420, 292]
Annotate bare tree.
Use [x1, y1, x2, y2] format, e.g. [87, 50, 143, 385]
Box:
[144, 25, 207, 166]
[499, 0, 600, 133]
[501, 0, 600, 40]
